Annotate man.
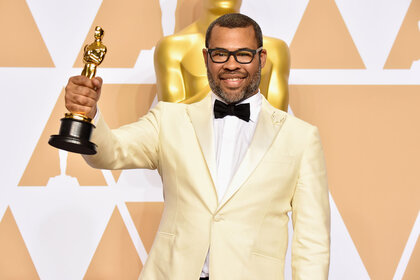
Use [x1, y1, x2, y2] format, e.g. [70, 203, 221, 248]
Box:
[65, 13, 330, 280]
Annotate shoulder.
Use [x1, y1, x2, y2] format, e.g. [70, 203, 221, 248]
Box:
[285, 113, 317, 133]
[153, 100, 187, 111]
[263, 97, 316, 132]
[157, 94, 212, 116]
[151, 100, 192, 119]
[265, 101, 322, 156]
[150, 99, 211, 128]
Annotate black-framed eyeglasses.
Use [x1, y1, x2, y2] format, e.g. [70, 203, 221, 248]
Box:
[206, 47, 263, 64]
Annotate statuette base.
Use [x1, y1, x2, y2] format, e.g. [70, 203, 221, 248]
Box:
[49, 117, 97, 155]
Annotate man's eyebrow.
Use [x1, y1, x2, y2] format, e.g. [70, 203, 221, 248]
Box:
[210, 47, 255, 51]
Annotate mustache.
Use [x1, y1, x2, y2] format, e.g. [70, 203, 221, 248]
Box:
[218, 71, 247, 78]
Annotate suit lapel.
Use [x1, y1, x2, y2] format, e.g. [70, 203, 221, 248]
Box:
[217, 98, 287, 210]
[186, 95, 218, 190]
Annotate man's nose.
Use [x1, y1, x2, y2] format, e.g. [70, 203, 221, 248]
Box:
[223, 54, 240, 70]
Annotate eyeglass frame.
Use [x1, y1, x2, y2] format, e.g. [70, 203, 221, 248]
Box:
[205, 47, 264, 64]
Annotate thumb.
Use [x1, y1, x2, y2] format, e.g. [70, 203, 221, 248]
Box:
[92, 76, 103, 99]
[92, 76, 103, 89]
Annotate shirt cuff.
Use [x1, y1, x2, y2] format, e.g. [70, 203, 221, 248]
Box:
[92, 108, 100, 126]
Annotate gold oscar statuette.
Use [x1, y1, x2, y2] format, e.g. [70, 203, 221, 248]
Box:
[49, 26, 107, 155]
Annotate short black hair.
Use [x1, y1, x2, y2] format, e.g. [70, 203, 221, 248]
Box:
[205, 13, 263, 48]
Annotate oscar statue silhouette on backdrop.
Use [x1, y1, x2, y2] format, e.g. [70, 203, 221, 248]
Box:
[49, 26, 107, 155]
[154, 0, 290, 110]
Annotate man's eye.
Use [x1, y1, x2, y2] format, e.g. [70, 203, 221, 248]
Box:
[213, 51, 228, 57]
[236, 51, 252, 57]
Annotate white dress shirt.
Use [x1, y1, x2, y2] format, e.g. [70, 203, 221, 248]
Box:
[200, 91, 262, 277]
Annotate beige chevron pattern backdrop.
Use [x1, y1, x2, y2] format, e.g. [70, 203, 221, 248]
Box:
[0, 0, 419, 279]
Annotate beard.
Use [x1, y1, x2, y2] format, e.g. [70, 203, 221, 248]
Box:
[207, 63, 261, 104]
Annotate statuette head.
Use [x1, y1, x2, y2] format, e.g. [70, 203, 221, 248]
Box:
[204, 0, 242, 13]
[94, 26, 104, 41]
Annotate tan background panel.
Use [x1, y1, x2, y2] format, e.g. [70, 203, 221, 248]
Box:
[19, 88, 71, 186]
[74, 0, 163, 68]
[84, 206, 143, 279]
[67, 84, 157, 184]
[0, 207, 39, 279]
[3, 0, 420, 278]
[0, 0, 54, 67]
[403, 238, 420, 279]
[289, 0, 365, 69]
[384, 0, 420, 69]
[290, 85, 420, 280]
[126, 202, 164, 253]
[174, 0, 203, 32]
[19, 84, 156, 186]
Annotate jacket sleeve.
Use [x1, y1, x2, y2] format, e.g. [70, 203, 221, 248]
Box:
[291, 126, 331, 279]
[82, 102, 164, 171]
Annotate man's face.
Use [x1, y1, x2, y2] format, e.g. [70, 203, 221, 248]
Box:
[203, 25, 266, 104]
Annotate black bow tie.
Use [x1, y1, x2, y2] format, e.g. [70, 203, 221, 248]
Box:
[213, 99, 250, 122]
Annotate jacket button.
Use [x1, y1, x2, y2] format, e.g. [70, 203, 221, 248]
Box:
[213, 214, 223, 222]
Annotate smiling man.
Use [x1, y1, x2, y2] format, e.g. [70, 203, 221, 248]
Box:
[204, 22, 265, 104]
[65, 13, 330, 280]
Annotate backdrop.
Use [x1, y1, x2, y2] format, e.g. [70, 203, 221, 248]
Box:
[0, 0, 419, 279]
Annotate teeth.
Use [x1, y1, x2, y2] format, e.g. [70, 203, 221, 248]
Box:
[226, 78, 242, 81]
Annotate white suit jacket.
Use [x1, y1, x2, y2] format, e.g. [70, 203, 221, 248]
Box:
[84, 94, 330, 280]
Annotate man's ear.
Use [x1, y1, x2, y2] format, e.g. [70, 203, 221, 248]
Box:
[203, 48, 208, 65]
[259, 49, 267, 68]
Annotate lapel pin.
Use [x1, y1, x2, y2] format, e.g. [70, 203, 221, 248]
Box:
[271, 112, 286, 126]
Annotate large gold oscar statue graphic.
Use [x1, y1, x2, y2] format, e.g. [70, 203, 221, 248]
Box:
[49, 26, 107, 155]
[155, 0, 290, 110]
